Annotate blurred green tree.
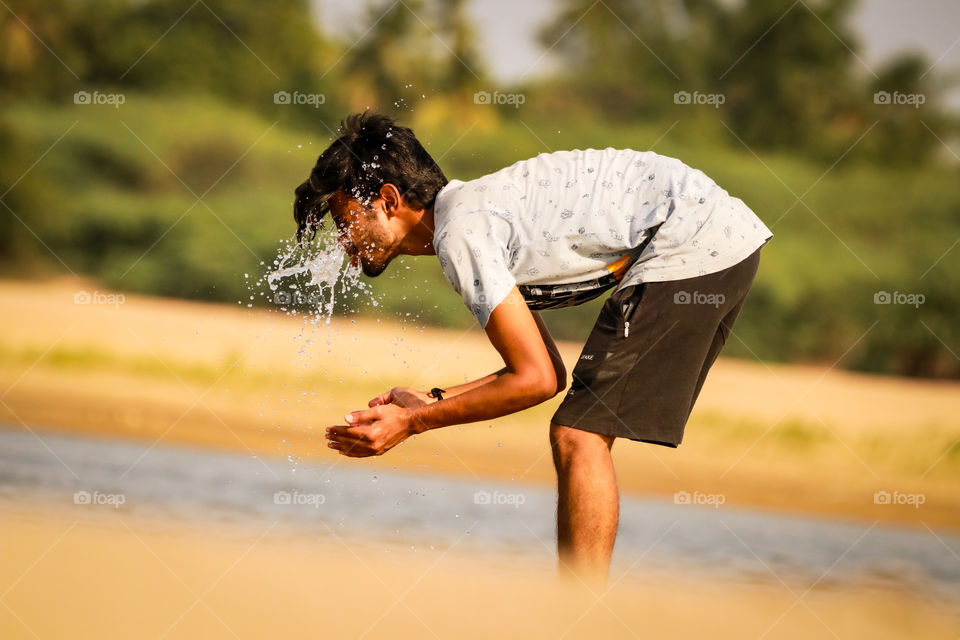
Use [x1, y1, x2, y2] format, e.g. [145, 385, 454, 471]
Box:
[0, 0, 337, 120]
[339, 0, 488, 113]
[861, 53, 947, 166]
[533, 0, 956, 165]
[344, 0, 436, 110]
[715, 0, 863, 151]
[435, 0, 485, 95]
[537, 0, 683, 119]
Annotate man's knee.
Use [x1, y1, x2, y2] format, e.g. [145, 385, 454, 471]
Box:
[550, 423, 614, 470]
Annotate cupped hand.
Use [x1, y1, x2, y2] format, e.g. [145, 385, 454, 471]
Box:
[325, 404, 414, 457]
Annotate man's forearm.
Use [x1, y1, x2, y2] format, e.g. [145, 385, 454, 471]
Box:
[437, 313, 565, 400]
[408, 371, 555, 433]
[441, 367, 508, 398]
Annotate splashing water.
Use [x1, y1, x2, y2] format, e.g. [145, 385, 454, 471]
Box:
[249, 231, 380, 327]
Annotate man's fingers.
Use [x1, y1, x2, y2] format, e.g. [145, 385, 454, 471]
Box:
[327, 436, 363, 449]
[327, 438, 374, 457]
[327, 439, 372, 457]
[326, 431, 367, 447]
[367, 388, 401, 407]
[345, 406, 380, 425]
[339, 446, 373, 458]
[367, 390, 393, 407]
[326, 424, 373, 441]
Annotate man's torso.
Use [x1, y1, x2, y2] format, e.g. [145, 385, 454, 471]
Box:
[433, 147, 772, 326]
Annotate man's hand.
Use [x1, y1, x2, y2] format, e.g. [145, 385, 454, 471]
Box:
[368, 386, 432, 409]
[325, 404, 414, 457]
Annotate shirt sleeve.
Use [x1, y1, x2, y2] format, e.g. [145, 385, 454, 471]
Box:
[435, 211, 517, 329]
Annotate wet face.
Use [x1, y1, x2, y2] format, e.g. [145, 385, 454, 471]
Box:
[327, 191, 398, 277]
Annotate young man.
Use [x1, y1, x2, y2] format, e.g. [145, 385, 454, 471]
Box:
[302, 112, 772, 582]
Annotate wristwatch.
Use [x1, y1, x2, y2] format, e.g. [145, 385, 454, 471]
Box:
[428, 387, 446, 401]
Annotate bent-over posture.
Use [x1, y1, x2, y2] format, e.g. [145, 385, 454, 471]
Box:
[296, 112, 773, 582]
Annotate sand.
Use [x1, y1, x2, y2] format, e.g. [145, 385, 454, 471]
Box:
[1, 501, 958, 640]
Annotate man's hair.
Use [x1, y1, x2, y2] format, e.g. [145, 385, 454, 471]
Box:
[293, 112, 448, 242]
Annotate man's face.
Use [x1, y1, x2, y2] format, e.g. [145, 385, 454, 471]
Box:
[327, 191, 398, 277]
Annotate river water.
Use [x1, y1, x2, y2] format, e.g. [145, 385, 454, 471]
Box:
[1, 426, 957, 602]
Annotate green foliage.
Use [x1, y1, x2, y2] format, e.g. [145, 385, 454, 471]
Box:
[4, 95, 313, 301]
[1, 0, 958, 378]
[0, 0, 341, 124]
[537, 0, 957, 165]
[537, 0, 685, 119]
[716, 0, 862, 153]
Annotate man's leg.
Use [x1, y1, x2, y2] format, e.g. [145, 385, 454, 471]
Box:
[550, 422, 618, 584]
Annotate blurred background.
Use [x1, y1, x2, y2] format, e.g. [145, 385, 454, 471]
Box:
[2, 0, 959, 375]
[1, 1, 959, 638]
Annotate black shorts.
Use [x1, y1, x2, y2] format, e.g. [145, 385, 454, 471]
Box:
[550, 247, 763, 447]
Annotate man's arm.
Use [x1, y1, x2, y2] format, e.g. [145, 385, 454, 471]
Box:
[403, 291, 563, 433]
[325, 288, 565, 456]
[366, 311, 566, 408]
[533, 311, 568, 396]
[435, 311, 565, 398]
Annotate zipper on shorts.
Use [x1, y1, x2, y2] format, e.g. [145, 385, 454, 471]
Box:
[621, 298, 637, 339]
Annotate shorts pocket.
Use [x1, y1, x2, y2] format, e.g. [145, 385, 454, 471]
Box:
[618, 283, 646, 338]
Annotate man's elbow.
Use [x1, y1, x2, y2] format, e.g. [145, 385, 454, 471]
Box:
[553, 365, 567, 398]
[531, 384, 556, 406]
[523, 370, 565, 405]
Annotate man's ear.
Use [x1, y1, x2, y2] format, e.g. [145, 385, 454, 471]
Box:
[378, 183, 404, 215]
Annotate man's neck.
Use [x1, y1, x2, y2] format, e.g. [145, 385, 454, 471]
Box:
[398, 206, 437, 256]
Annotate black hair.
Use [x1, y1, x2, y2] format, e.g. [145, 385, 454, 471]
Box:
[293, 112, 448, 242]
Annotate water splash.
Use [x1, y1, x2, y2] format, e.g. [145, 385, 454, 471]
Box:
[249, 231, 379, 327]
